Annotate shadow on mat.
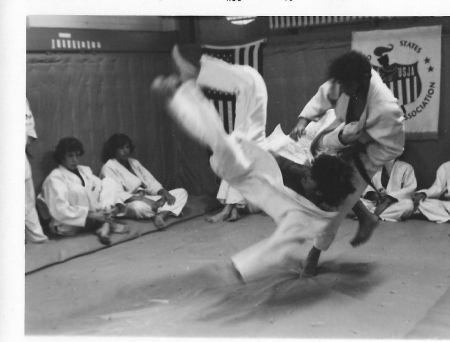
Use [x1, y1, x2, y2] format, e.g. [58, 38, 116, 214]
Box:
[195, 261, 381, 324]
[95, 260, 382, 328]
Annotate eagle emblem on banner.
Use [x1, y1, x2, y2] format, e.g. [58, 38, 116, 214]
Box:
[352, 26, 442, 140]
[372, 44, 422, 113]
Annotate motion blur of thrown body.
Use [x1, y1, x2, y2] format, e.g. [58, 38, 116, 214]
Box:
[172, 47, 268, 224]
[168, 47, 378, 278]
[150, 48, 358, 282]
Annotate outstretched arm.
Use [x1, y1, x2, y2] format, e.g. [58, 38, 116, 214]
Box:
[291, 80, 339, 141]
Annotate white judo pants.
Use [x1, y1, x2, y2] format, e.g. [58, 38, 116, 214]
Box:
[125, 188, 188, 220]
[361, 198, 415, 221]
[49, 178, 124, 235]
[197, 55, 267, 207]
[313, 156, 377, 251]
[417, 199, 450, 223]
[168, 79, 339, 282]
[25, 157, 48, 243]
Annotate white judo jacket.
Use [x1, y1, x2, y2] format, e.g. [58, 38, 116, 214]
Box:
[363, 160, 417, 201]
[39, 165, 119, 230]
[417, 161, 450, 200]
[100, 158, 163, 199]
[299, 69, 405, 174]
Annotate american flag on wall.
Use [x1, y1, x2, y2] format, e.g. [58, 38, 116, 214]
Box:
[201, 39, 266, 134]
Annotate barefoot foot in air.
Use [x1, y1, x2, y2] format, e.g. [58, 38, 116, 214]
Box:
[151, 75, 182, 103]
[350, 213, 379, 247]
[172, 45, 199, 81]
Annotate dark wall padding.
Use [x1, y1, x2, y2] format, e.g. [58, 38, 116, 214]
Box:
[263, 41, 349, 135]
[27, 52, 219, 197]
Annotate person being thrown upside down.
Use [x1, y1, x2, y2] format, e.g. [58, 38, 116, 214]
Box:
[149, 47, 381, 282]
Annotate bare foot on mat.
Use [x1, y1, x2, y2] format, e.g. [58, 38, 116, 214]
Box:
[154, 213, 166, 230]
[96, 222, 111, 245]
[206, 212, 228, 223]
[110, 221, 130, 234]
[226, 207, 242, 222]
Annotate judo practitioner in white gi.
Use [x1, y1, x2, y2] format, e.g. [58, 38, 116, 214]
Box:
[413, 161, 450, 223]
[290, 50, 405, 276]
[38, 137, 129, 245]
[25, 98, 49, 243]
[100, 133, 188, 229]
[170, 46, 267, 224]
[151, 48, 359, 282]
[361, 158, 416, 221]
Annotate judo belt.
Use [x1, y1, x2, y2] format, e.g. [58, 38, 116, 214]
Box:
[309, 120, 381, 196]
[312, 140, 381, 198]
[343, 147, 398, 213]
[350, 149, 382, 197]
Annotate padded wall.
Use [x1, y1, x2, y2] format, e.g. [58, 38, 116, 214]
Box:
[263, 41, 349, 135]
[26, 51, 219, 197]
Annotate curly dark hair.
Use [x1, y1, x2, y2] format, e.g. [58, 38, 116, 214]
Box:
[311, 154, 356, 208]
[102, 133, 135, 162]
[53, 137, 85, 164]
[327, 50, 372, 85]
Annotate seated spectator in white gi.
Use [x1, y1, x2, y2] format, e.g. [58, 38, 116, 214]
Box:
[25, 98, 48, 243]
[361, 158, 416, 221]
[413, 161, 450, 223]
[100, 133, 188, 229]
[38, 137, 129, 245]
[171, 46, 267, 224]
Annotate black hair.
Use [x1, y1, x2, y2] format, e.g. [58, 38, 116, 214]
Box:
[311, 154, 356, 208]
[327, 50, 372, 85]
[53, 137, 85, 164]
[102, 133, 135, 162]
[271, 152, 310, 197]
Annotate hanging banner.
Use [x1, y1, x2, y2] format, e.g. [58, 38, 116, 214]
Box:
[352, 25, 442, 140]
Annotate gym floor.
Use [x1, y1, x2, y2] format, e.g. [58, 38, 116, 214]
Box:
[26, 212, 450, 338]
